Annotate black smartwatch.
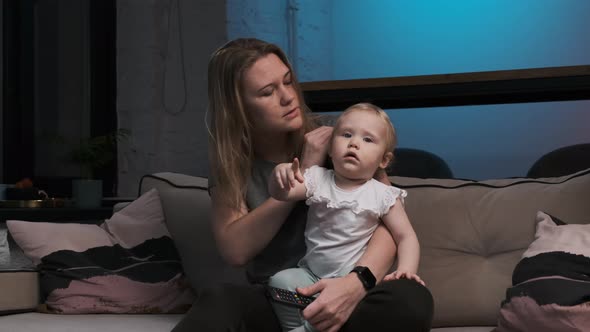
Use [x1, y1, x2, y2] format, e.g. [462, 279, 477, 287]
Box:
[350, 266, 376, 290]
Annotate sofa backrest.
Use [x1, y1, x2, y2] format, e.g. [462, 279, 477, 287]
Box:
[139, 173, 247, 293]
[390, 168, 590, 327]
[139, 169, 590, 327]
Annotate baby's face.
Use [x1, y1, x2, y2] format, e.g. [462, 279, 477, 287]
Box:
[330, 109, 391, 182]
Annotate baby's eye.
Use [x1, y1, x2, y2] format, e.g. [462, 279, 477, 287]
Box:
[284, 79, 292, 85]
[363, 137, 374, 143]
[343, 132, 352, 138]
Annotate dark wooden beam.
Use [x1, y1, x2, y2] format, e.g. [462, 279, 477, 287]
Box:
[301, 65, 590, 112]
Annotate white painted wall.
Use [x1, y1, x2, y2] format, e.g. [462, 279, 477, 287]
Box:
[227, 0, 288, 51]
[116, 0, 225, 196]
[227, 0, 332, 82]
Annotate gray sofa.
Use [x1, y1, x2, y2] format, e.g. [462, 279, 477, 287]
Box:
[1, 169, 589, 331]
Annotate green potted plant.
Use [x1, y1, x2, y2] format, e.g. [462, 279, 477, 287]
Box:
[67, 129, 130, 208]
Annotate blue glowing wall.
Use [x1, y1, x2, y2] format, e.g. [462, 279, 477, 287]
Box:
[331, 0, 590, 179]
[332, 1, 590, 77]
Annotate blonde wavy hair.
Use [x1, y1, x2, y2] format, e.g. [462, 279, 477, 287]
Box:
[207, 38, 317, 209]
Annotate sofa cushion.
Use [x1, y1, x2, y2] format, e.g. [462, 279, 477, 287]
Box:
[6, 189, 194, 314]
[389, 168, 590, 327]
[138, 173, 247, 292]
[495, 211, 590, 331]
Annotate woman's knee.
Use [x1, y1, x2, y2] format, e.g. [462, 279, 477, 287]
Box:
[383, 278, 433, 303]
[343, 279, 434, 332]
[173, 283, 280, 332]
[378, 279, 434, 320]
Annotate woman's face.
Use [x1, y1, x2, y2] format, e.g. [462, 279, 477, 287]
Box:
[240, 53, 303, 136]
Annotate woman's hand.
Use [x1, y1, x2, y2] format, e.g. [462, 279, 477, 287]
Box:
[300, 126, 333, 170]
[297, 273, 365, 332]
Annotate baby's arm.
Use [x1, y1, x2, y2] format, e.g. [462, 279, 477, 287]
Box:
[381, 199, 425, 285]
[268, 157, 308, 201]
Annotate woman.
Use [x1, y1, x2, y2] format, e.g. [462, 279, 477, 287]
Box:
[173, 38, 433, 332]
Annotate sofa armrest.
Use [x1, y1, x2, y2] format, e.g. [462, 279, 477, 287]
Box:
[0, 270, 39, 315]
[0, 228, 40, 315]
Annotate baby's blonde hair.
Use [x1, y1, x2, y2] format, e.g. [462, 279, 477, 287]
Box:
[335, 103, 397, 153]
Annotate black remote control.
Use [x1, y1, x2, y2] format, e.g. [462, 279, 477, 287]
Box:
[266, 286, 315, 309]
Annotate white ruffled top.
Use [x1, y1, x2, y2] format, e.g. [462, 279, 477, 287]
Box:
[299, 166, 407, 278]
[304, 166, 406, 217]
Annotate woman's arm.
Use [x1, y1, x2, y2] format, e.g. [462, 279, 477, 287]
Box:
[354, 223, 398, 281]
[211, 126, 333, 267]
[210, 188, 297, 266]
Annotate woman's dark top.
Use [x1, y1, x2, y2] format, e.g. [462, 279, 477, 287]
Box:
[244, 159, 308, 284]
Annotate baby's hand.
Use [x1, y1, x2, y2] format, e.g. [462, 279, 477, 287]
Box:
[272, 158, 304, 190]
[383, 270, 425, 286]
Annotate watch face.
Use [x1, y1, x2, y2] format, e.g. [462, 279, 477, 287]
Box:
[352, 266, 376, 289]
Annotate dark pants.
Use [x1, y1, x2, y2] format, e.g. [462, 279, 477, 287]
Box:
[172, 279, 434, 332]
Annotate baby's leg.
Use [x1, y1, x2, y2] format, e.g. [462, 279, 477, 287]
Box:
[268, 267, 318, 332]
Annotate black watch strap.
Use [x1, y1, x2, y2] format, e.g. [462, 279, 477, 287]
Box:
[350, 266, 376, 290]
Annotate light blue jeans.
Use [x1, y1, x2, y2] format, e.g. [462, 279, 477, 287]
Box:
[268, 267, 321, 332]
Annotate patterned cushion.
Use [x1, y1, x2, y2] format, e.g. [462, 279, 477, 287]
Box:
[496, 211, 590, 331]
[6, 189, 194, 314]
